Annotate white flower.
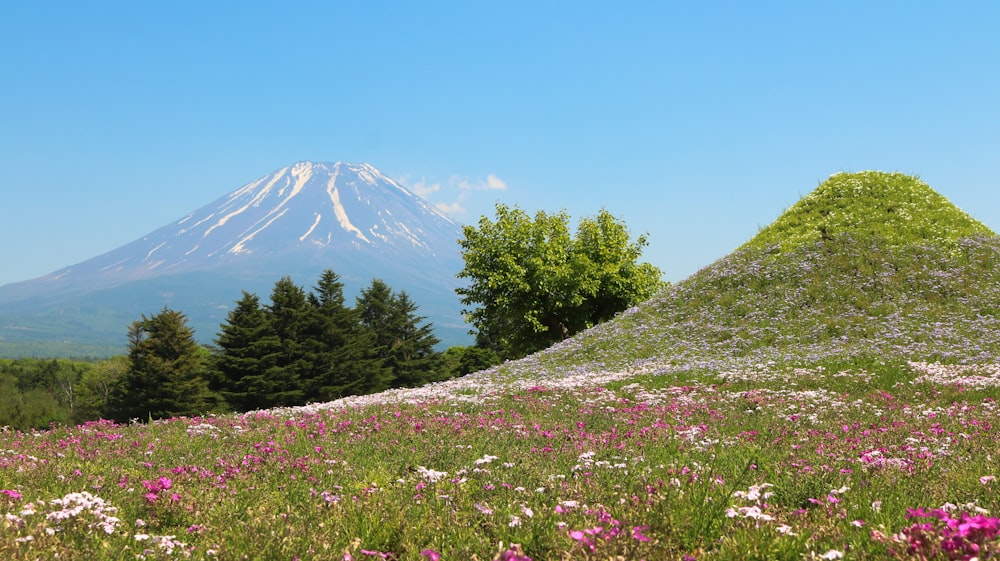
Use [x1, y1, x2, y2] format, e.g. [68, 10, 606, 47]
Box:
[819, 550, 844, 560]
[474, 455, 499, 466]
[776, 524, 796, 536]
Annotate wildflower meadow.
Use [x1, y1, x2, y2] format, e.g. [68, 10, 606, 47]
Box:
[3, 172, 1000, 559]
[2, 356, 998, 560]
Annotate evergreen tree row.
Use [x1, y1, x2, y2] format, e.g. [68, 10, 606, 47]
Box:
[105, 270, 444, 421]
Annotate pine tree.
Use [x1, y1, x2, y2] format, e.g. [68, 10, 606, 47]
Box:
[261, 277, 310, 406]
[107, 307, 217, 422]
[356, 279, 441, 389]
[302, 270, 388, 400]
[213, 291, 282, 412]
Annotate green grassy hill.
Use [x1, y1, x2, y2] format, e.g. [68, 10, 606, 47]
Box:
[509, 171, 1000, 379]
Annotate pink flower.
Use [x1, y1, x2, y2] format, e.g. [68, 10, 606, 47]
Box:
[420, 550, 440, 561]
[1, 490, 22, 500]
[980, 475, 996, 485]
[632, 525, 652, 542]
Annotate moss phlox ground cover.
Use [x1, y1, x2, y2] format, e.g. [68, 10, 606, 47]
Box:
[3, 359, 999, 559]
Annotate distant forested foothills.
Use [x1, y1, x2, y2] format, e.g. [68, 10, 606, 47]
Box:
[1, 270, 498, 429]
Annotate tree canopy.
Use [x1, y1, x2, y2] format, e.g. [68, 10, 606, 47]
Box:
[107, 307, 219, 422]
[457, 204, 664, 359]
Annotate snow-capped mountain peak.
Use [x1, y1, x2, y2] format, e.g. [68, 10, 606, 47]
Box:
[0, 161, 472, 352]
[52, 161, 461, 282]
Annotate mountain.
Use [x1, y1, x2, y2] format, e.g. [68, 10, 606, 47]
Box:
[0, 162, 472, 357]
[497, 171, 1000, 380]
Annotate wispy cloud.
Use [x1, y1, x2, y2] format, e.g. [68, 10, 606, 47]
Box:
[435, 200, 466, 215]
[486, 174, 507, 191]
[405, 172, 508, 218]
[410, 180, 441, 198]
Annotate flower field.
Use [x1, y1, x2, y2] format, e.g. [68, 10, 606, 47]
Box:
[2, 357, 999, 559]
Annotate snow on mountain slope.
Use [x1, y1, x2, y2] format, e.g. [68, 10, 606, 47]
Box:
[36, 161, 463, 284]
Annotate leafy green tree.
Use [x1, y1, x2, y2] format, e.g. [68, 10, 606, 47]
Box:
[440, 345, 500, 378]
[74, 356, 127, 423]
[107, 307, 219, 422]
[457, 204, 664, 359]
[575, 209, 665, 325]
[213, 291, 283, 412]
[356, 279, 441, 389]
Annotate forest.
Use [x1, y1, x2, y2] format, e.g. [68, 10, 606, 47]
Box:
[0, 270, 497, 430]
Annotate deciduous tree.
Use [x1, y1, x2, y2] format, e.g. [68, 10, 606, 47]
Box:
[457, 204, 664, 359]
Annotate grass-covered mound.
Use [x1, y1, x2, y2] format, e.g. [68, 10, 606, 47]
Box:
[747, 171, 993, 252]
[521, 171, 1000, 378]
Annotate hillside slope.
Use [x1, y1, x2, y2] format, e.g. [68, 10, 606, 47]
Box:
[505, 171, 1000, 378]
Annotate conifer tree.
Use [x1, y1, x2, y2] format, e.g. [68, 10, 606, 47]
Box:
[261, 276, 310, 406]
[356, 279, 441, 389]
[302, 270, 388, 400]
[107, 307, 218, 422]
[213, 291, 282, 411]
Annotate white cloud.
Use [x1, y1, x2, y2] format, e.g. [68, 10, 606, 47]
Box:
[404, 172, 508, 218]
[454, 174, 508, 192]
[435, 200, 466, 215]
[411, 180, 441, 198]
[486, 174, 507, 190]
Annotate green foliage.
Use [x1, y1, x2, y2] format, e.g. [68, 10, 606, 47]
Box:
[440, 345, 501, 377]
[209, 271, 445, 413]
[213, 291, 283, 411]
[746, 171, 994, 253]
[457, 204, 664, 359]
[303, 270, 386, 400]
[73, 356, 127, 422]
[0, 358, 94, 429]
[106, 308, 220, 422]
[356, 279, 442, 389]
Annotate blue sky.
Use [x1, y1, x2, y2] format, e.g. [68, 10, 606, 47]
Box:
[1, 2, 998, 287]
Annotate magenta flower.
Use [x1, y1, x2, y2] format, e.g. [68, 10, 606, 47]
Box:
[1, 489, 22, 500]
[632, 525, 652, 542]
[420, 549, 440, 561]
[496, 545, 532, 561]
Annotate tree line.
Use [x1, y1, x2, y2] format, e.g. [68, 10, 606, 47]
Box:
[104, 270, 496, 422]
[1, 271, 496, 429]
